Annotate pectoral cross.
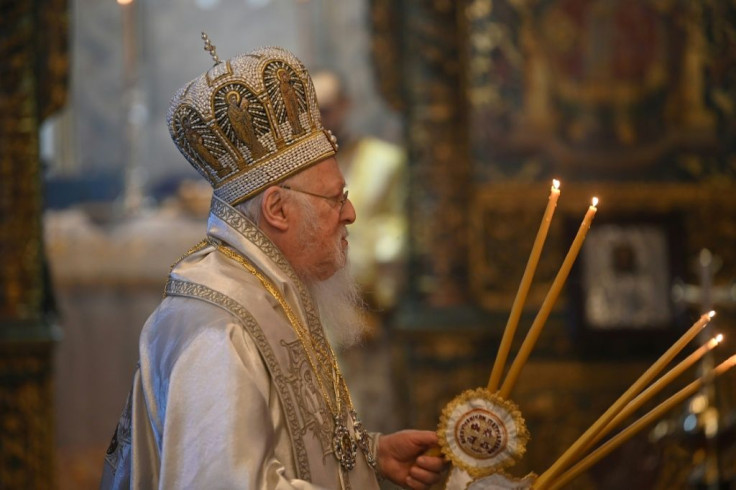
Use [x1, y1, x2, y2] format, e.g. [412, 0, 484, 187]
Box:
[671, 249, 736, 489]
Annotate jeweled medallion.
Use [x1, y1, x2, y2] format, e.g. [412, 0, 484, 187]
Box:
[351, 409, 378, 470]
[333, 416, 357, 471]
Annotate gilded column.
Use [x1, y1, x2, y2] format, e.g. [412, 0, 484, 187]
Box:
[0, 0, 68, 487]
[371, 0, 470, 309]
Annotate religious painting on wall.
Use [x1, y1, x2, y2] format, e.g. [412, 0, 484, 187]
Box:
[461, 0, 729, 183]
[580, 223, 673, 330]
[567, 212, 687, 356]
[462, 0, 736, 327]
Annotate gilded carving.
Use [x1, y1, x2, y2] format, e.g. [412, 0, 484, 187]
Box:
[403, 0, 470, 307]
[0, 0, 68, 486]
[0, 348, 54, 489]
[369, 0, 407, 112]
[37, 0, 70, 119]
[1, 1, 42, 321]
[462, 0, 736, 180]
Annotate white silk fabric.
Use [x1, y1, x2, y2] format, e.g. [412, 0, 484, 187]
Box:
[101, 196, 380, 490]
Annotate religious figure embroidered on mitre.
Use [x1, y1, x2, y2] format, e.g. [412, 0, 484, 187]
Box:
[181, 114, 229, 179]
[226, 91, 267, 159]
[167, 45, 338, 206]
[277, 67, 307, 136]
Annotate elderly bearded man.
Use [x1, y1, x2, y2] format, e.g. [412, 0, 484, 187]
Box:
[100, 44, 445, 490]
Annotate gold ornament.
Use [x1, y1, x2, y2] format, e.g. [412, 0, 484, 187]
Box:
[201, 32, 221, 65]
[438, 388, 529, 478]
[208, 238, 376, 475]
[167, 46, 338, 206]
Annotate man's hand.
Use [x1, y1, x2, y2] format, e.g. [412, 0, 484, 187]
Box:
[377, 430, 447, 489]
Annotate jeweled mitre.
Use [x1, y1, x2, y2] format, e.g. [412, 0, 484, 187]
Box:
[167, 46, 338, 205]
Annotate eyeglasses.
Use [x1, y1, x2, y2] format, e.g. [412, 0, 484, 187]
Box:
[280, 184, 349, 210]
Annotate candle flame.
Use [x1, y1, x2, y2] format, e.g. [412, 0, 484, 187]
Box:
[708, 310, 716, 318]
[552, 179, 560, 190]
[708, 334, 724, 348]
[117, 0, 133, 4]
[591, 197, 599, 207]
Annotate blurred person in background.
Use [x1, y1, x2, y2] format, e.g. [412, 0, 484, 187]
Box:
[312, 71, 408, 321]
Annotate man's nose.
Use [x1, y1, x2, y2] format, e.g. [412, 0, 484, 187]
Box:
[342, 197, 356, 224]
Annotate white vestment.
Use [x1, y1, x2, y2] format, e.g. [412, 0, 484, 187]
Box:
[101, 196, 381, 490]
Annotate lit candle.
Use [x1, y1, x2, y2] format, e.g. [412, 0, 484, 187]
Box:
[499, 197, 598, 399]
[534, 311, 716, 489]
[544, 354, 736, 490]
[581, 334, 723, 454]
[488, 179, 560, 392]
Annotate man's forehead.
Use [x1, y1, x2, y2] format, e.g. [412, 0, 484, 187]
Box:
[299, 157, 344, 187]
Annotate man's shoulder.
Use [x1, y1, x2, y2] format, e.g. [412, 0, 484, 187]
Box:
[142, 295, 238, 344]
[140, 294, 266, 373]
[145, 276, 278, 346]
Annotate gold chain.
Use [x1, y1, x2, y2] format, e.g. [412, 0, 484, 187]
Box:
[208, 237, 379, 475]
[209, 238, 349, 417]
[163, 239, 210, 297]
[169, 239, 209, 273]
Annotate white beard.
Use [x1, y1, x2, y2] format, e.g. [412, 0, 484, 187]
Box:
[307, 262, 368, 349]
[289, 193, 367, 347]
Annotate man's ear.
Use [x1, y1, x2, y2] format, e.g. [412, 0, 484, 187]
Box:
[261, 186, 289, 231]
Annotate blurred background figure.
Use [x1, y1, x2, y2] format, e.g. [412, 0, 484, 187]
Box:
[312, 70, 408, 324]
[310, 71, 409, 443]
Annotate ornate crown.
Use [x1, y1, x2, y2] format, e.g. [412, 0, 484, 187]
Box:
[167, 45, 338, 206]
